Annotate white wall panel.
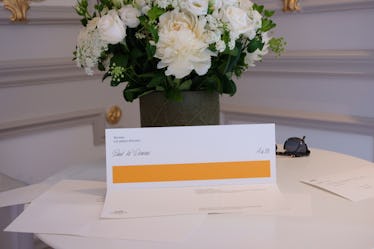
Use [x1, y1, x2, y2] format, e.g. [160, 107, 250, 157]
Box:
[0, 25, 80, 60]
[271, 9, 374, 50]
[223, 73, 374, 117]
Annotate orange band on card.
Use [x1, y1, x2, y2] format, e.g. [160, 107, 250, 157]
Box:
[112, 160, 271, 183]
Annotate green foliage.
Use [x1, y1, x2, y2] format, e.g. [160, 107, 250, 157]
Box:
[75, 0, 90, 26]
[147, 6, 165, 22]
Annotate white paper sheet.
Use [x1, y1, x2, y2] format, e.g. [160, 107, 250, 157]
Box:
[0, 183, 50, 208]
[5, 180, 206, 242]
[103, 124, 277, 218]
[301, 164, 374, 201]
[0, 160, 106, 208]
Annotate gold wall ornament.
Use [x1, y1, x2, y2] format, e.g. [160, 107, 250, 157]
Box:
[1, 0, 30, 22]
[106, 105, 122, 125]
[283, 0, 301, 12]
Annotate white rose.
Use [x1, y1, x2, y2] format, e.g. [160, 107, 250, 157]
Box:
[224, 6, 252, 38]
[119, 5, 141, 28]
[180, 0, 209, 15]
[97, 10, 126, 44]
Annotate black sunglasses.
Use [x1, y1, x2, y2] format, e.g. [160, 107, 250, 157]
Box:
[276, 136, 310, 157]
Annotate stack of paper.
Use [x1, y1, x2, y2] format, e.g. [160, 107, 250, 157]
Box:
[3, 124, 310, 242]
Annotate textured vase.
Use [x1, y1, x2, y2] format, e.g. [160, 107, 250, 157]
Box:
[139, 91, 220, 127]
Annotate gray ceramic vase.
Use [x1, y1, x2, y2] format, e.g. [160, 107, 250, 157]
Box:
[139, 91, 220, 127]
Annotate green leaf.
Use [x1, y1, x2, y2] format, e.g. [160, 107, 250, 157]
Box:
[155, 86, 165, 91]
[130, 48, 143, 63]
[149, 25, 159, 42]
[75, 0, 88, 16]
[110, 53, 128, 67]
[145, 43, 156, 58]
[147, 6, 165, 22]
[95, 0, 113, 12]
[123, 87, 145, 102]
[137, 89, 156, 98]
[247, 36, 264, 53]
[221, 29, 230, 45]
[264, 10, 275, 17]
[222, 79, 237, 96]
[139, 16, 159, 42]
[165, 88, 183, 102]
[80, 18, 88, 26]
[146, 74, 164, 88]
[166, 76, 179, 88]
[206, 75, 223, 93]
[226, 46, 239, 56]
[261, 19, 276, 32]
[253, 4, 264, 13]
[110, 79, 122, 87]
[178, 80, 192, 90]
[98, 62, 105, 71]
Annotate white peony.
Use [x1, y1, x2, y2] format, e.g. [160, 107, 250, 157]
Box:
[97, 10, 126, 44]
[180, 0, 209, 15]
[119, 5, 141, 28]
[155, 10, 213, 78]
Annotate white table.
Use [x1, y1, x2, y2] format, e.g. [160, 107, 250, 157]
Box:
[36, 148, 374, 249]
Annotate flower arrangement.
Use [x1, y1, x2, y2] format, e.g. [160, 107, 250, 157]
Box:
[74, 0, 285, 101]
